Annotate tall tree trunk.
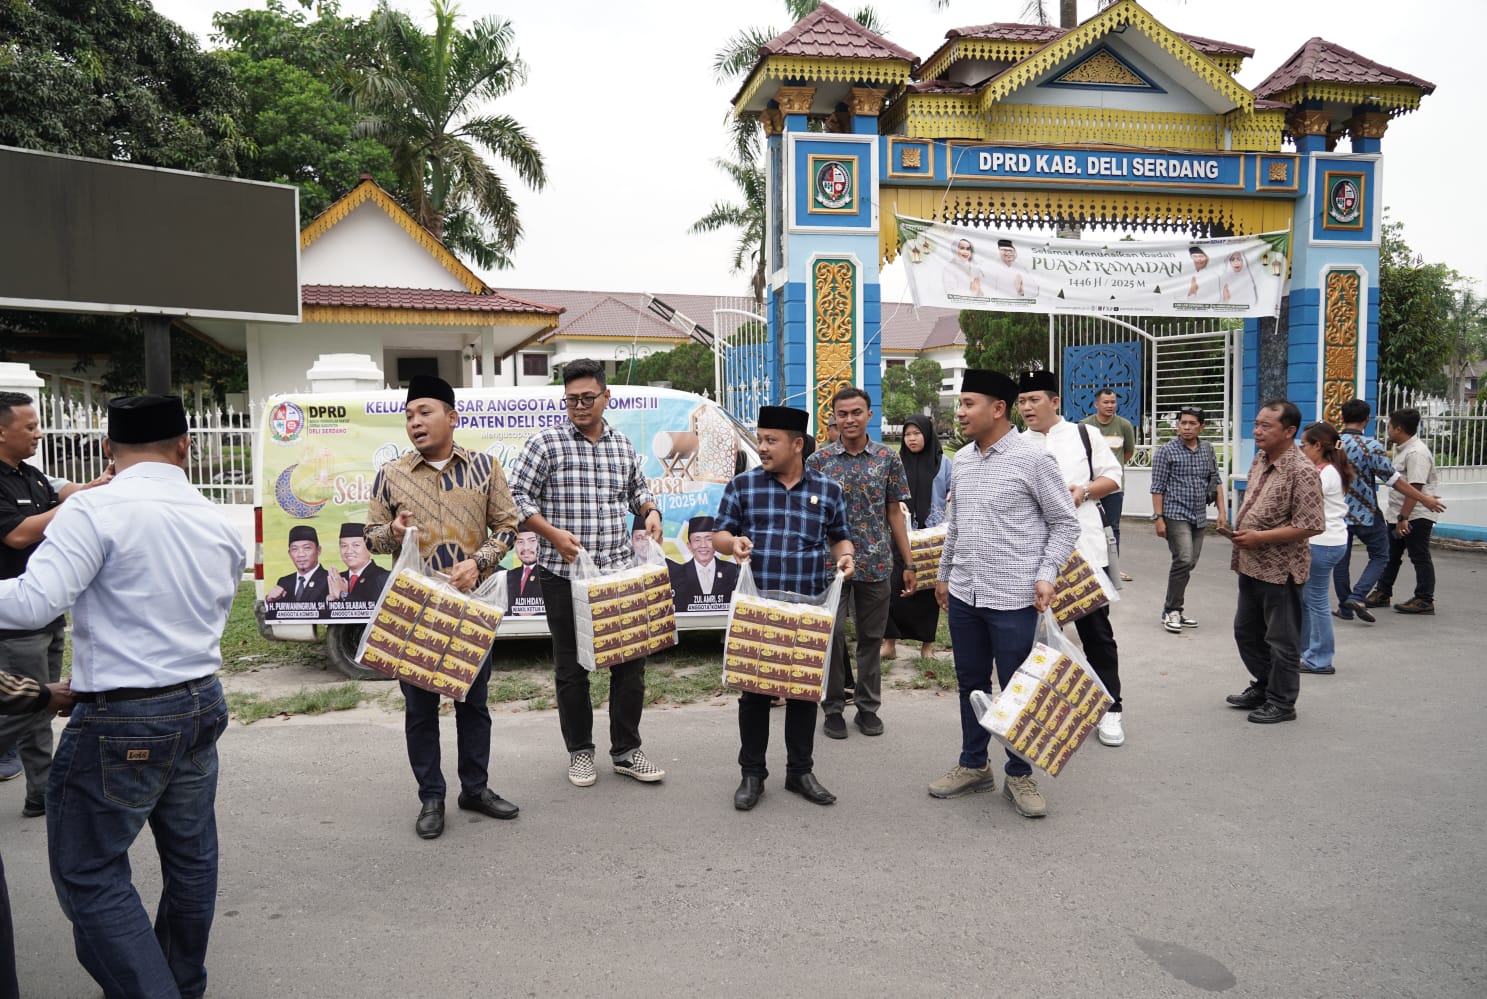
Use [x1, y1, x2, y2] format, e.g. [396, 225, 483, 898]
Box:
[1060, 0, 1078, 28]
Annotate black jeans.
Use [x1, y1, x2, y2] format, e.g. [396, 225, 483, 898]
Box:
[539, 568, 645, 760]
[1073, 604, 1122, 712]
[737, 692, 816, 779]
[1, 852, 15, 999]
[1233, 573, 1302, 709]
[403, 654, 492, 802]
[1377, 519, 1435, 601]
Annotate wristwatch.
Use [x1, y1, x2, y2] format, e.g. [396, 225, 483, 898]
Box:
[1081, 484, 1092, 504]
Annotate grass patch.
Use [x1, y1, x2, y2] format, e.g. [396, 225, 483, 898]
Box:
[220, 581, 327, 673]
[227, 683, 365, 724]
[489, 674, 551, 703]
[890, 655, 958, 691]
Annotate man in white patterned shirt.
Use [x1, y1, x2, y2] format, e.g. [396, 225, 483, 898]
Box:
[507, 359, 667, 789]
[931, 370, 1080, 819]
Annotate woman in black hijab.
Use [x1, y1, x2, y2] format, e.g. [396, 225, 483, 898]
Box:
[884, 414, 950, 660]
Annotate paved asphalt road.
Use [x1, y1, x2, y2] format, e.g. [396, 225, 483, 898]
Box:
[4, 532, 1484, 998]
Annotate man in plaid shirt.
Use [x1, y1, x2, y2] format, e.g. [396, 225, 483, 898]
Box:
[1150, 406, 1227, 634]
[507, 359, 666, 789]
[713, 405, 854, 811]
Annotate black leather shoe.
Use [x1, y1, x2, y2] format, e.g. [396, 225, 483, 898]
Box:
[1343, 599, 1376, 623]
[21, 794, 44, 818]
[1225, 685, 1266, 710]
[784, 773, 836, 805]
[1247, 702, 1297, 724]
[457, 789, 519, 820]
[1300, 663, 1337, 675]
[734, 776, 764, 811]
[415, 800, 444, 839]
[823, 714, 847, 740]
[854, 711, 884, 736]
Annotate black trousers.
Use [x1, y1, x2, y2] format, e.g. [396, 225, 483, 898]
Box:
[1233, 573, 1302, 709]
[403, 652, 492, 802]
[539, 568, 645, 759]
[1072, 604, 1122, 712]
[738, 692, 816, 779]
[1377, 519, 1436, 601]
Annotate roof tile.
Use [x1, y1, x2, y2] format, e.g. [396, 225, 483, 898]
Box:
[1255, 37, 1435, 98]
[302, 285, 561, 315]
[760, 3, 918, 65]
[943, 22, 1251, 57]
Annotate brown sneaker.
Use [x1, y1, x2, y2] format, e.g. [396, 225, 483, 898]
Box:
[927, 764, 996, 799]
[1363, 590, 1391, 608]
[1002, 775, 1048, 818]
[1393, 597, 1435, 615]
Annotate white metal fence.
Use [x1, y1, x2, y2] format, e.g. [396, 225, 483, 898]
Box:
[39, 395, 257, 503]
[1373, 381, 1486, 479]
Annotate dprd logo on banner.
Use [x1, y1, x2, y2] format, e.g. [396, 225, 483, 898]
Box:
[809, 156, 857, 213]
[269, 401, 306, 443]
[1323, 172, 1365, 230]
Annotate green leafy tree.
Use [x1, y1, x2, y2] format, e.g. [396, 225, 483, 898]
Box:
[881, 358, 944, 424]
[626, 343, 717, 397]
[689, 156, 767, 305]
[354, 0, 546, 269]
[213, 0, 379, 95]
[221, 52, 395, 224]
[959, 311, 1047, 373]
[1378, 218, 1457, 392]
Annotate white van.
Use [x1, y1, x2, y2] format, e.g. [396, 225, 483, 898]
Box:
[254, 384, 759, 679]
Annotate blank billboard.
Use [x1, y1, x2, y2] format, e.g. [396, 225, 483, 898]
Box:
[0, 145, 300, 322]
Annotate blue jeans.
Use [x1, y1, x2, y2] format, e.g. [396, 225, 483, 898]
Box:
[1102, 490, 1124, 549]
[1302, 544, 1347, 669]
[1333, 516, 1389, 608]
[946, 596, 1035, 776]
[47, 677, 228, 999]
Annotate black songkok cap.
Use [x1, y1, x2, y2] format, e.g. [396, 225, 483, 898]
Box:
[757, 406, 809, 433]
[106, 395, 188, 444]
[960, 370, 1018, 402]
[288, 525, 319, 544]
[687, 515, 716, 535]
[406, 374, 456, 409]
[1017, 370, 1059, 395]
[339, 523, 365, 540]
[997, 238, 1014, 249]
[1188, 245, 1207, 256]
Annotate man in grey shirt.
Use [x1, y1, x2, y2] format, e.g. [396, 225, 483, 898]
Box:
[930, 369, 1080, 819]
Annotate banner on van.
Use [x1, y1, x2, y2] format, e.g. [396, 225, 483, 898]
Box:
[260, 388, 748, 627]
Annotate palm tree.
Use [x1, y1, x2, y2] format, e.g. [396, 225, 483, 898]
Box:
[690, 155, 767, 306]
[354, 0, 545, 269]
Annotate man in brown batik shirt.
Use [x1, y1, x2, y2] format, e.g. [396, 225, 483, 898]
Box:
[1224, 400, 1325, 724]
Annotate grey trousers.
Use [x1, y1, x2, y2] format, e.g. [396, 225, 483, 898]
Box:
[0, 629, 64, 799]
[824, 577, 891, 717]
[1163, 518, 1207, 614]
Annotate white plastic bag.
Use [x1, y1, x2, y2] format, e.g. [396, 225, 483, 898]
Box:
[721, 561, 845, 703]
[353, 527, 507, 701]
[570, 540, 677, 671]
[970, 609, 1111, 777]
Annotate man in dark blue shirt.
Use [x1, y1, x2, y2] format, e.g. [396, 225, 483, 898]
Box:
[713, 406, 853, 811]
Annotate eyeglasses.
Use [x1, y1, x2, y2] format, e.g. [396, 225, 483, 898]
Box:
[1178, 407, 1205, 420]
[563, 393, 603, 409]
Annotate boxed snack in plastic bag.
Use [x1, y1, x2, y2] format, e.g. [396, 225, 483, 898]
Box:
[906, 525, 947, 592]
[353, 527, 506, 701]
[970, 610, 1111, 777]
[721, 561, 843, 703]
[1050, 547, 1121, 626]
[571, 539, 678, 671]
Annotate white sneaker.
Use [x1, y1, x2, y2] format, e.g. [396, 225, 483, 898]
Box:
[1180, 614, 1199, 628]
[1097, 711, 1125, 747]
[568, 750, 597, 787]
[1162, 610, 1183, 633]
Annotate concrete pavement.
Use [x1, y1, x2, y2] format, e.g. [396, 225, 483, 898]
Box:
[3, 530, 1484, 997]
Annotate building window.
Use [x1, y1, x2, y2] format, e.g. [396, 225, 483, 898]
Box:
[522, 353, 548, 377]
[396, 356, 439, 383]
[473, 354, 501, 376]
[885, 359, 907, 369]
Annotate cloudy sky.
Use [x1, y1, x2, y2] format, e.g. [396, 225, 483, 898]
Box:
[151, 0, 1485, 303]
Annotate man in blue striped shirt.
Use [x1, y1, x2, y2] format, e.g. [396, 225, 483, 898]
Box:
[713, 406, 853, 811]
[931, 371, 1079, 819]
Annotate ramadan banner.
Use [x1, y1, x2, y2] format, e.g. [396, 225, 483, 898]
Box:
[898, 215, 1289, 318]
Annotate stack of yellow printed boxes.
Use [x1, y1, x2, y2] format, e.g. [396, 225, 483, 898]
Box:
[357, 571, 504, 700]
[722, 596, 833, 701]
[977, 641, 1112, 776]
[1050, 549, 1111, 626]
[574, 564, 677, 670]
[908, 526, 947, 592]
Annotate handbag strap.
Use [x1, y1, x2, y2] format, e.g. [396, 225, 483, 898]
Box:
[1076, 423, 1110, 527]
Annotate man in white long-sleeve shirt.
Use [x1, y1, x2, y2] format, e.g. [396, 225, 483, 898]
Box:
[0, 395, 244, 999]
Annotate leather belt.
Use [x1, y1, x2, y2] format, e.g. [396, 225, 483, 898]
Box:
[73, 677, 213, 703]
